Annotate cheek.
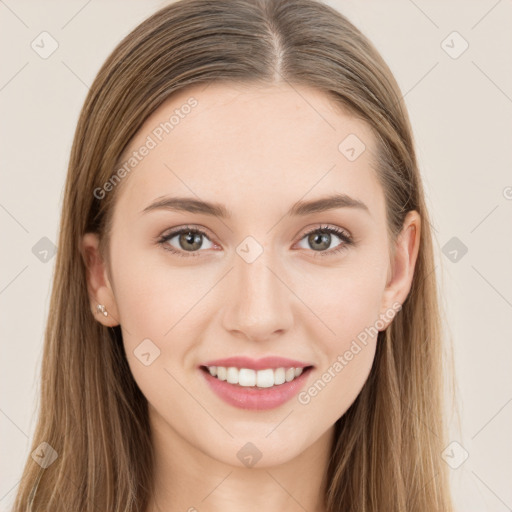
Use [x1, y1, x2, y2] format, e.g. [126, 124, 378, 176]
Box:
[110, 251, 207, 417]
[305, 259, 387, 345]
[296, 338, 377, 431]
[110, 245, 211, 340]
[110, 248, 220, 399]
[296, 258, 386, 416]
[296, 268, 384, 414]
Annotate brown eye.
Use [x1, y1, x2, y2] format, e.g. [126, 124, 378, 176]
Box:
[307, 231, 332, 251]
[177, 231, 204, 251]
[158, 226, 215, 256]
[296, 225, 353, 256]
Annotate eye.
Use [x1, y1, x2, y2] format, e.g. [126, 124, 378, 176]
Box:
[295, 224, 353, 257]
[157, 225, 215, 257]
[157, 224, 353, 258]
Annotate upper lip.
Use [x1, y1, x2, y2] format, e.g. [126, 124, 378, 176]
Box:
[200, 356, 314, 371]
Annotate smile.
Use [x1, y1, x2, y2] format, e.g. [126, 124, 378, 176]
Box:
[202, 365, 307, 388]
[199, 360, 314, 410]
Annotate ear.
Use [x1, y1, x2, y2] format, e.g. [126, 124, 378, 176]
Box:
[378, 210, 421, 330]
[81, 232, 120, 327]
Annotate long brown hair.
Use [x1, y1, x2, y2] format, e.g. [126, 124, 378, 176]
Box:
[12, 0, 453, 510]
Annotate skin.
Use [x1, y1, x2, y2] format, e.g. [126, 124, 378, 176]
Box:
[82, 82, 420, 512]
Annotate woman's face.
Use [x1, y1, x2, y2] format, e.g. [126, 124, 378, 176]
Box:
[85, 82, 418, 468]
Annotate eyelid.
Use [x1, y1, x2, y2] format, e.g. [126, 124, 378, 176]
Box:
[299, 224, 352, 242]
[159, 224, 216, 241]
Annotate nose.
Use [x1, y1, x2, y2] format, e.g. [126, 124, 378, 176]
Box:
[221, 247, 295, 343]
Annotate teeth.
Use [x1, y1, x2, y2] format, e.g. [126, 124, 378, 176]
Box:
[205, 365, 307, 388]
[239, 368, 256, 387]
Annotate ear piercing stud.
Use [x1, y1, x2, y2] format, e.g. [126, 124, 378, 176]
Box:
[96, 304, 108, 317]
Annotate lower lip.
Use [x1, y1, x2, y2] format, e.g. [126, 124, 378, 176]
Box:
[199, 367, 313, 410]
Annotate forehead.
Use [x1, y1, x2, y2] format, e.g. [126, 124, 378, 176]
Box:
[113, 81, 384, 224]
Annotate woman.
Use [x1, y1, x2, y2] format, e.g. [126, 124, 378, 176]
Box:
[12, 0, 453, 510]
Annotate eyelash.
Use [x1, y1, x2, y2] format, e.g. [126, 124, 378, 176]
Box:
[157, 224, 354, 258]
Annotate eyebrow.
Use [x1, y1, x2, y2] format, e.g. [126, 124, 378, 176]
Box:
[141, 193, 370, 218]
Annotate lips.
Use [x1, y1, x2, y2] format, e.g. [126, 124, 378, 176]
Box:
[198, 356, 314, 410]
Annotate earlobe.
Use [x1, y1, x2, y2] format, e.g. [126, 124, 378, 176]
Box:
[81, 232, 120, 327]
[378, 211, 421, 329]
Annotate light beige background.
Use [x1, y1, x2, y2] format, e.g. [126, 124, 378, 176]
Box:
[1, 1, 511, 510]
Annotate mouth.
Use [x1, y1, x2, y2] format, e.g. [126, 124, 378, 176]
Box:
[200, 364, 313, 388]
[199, 363, 314, 411]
